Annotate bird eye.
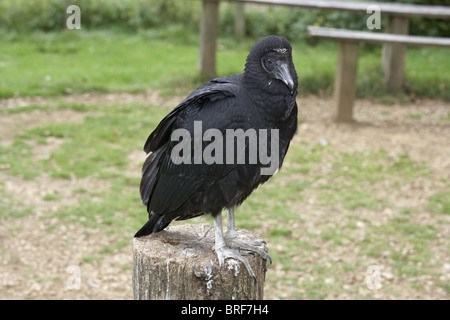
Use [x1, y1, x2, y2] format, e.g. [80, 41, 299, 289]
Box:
[262, 58, 275, 72]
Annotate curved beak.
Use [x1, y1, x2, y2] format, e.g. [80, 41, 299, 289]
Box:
[274, 62, 295, 94]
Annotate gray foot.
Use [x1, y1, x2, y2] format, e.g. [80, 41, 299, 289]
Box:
[225, 235, 272, 264]
[214, 244, 256, 279]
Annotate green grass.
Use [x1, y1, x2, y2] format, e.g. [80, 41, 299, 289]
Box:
[0, 29, 201, 98]
[0, 194, 33, 220]
[437, 281, 450, 294]
[7, 103, 164, 180]
[427, 191, 450, 215]
[0, 28, 449, 100]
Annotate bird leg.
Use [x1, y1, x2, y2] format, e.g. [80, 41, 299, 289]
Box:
[212, 208, 272, 278]
[225, 208, 272, 264]
[213, 212, 256, 279]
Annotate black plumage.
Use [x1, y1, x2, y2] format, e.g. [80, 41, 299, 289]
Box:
[135, 36, 298, 276]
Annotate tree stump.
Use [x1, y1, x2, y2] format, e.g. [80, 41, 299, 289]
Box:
[132, 224, 268, 300]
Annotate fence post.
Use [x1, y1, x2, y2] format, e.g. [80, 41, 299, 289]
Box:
[199, 0, 219, 79]
[133, 224, 268, 299]
[334, 41, 359, 122]
[234, 2, 246, 41]
[382, 15, 409, 92]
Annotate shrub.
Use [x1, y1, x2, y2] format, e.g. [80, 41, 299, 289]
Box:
[0, 0, 447, 38]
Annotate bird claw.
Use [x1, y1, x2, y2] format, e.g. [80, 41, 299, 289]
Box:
[212, 235, 272, 279]
[214, 245, 256, 280]
[225, 235, 272, 264]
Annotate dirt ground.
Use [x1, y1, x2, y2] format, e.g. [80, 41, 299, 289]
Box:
[0, 92, 449, 299]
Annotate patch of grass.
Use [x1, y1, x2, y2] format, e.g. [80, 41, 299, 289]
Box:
[310, 150, 428, 213]
[406, 114, 422, 120]
[0, 103, 91, 115]
[343, 192, 384, 211]
[0, 29, 448, 100]
[269, 227, 292, 237]
[53, 177, 144, 234]
[362, 239, 389, 258]
[120, 263, 132, 271]
[437, 281, 450, 294]
[399, 208, 418, 215]
[0, 101, 169, 235]
[376, 216, 437, 242]
[301, 280, 329, 299]
[0, 141, 39, 180]
[332, 151, 428, 184]
[440, 112, 450, 122]
[0, 30, 200, 98]
[2, 102, 164, 180]
[362, 215, 439, 279]
[285, 142, 325, 172]
[318, 189, 384, 211]
[427, 191, 450, 215]
[0, 181, 33, 219]
[42, 193, 60, 201]
[260, 179, 308, 203]
[72, 187, 88, 194]
[81, 254, 102, 264]
[321, 227, 344, 246]
[0, 197, 32, 220]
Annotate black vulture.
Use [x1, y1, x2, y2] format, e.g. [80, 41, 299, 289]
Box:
[135, 36, 298, 278]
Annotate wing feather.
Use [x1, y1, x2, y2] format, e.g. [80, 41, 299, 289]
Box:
[140, 76, 243, 218]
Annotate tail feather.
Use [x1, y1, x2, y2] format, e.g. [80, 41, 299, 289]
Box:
[134, 212, 171, 237]
[137, 143, 172, 238]
[140, 147, 165, 206]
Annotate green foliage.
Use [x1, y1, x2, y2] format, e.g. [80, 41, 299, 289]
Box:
[384, 0, 450, 37]
[221, 3, 371, 43]
[0, 0, 67, 31]
[0, 0, 200, 32]
[0, 0, 448, 39]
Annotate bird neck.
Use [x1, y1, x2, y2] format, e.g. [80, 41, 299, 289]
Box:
[243, 72, 269, 97]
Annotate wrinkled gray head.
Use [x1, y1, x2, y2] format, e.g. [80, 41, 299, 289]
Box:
[244, 35, 298, 95]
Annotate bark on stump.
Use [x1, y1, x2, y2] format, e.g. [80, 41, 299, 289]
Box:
[133, 224, 268, 300]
